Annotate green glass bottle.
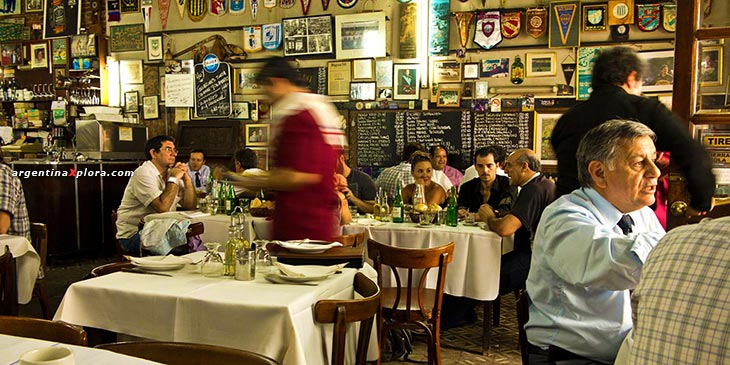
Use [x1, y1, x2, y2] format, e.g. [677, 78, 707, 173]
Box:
[227, 184, 237, 215]
[446, 186, 458, 227]
[223, 182, 233, 214]
[392, 181, 404, 223]
[511, 55, 524, 85]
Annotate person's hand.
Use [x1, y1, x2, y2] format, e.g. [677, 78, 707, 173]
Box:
[340, 186, 354, 200]
[457, 208, 467, 218]
[477, 204, 496, 222]
[169, 163, 186, 180]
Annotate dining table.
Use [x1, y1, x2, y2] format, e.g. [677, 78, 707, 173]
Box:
[0, 234, 40, 304]
[0, 333, 162, 365]
[54, 257, 378, 365]
[143, 211, 272, 244]
[343, 219, 510, 301]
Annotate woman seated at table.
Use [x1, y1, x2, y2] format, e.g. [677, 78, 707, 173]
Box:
[401, 151, 446, 206]
[334, 173, 352, 234]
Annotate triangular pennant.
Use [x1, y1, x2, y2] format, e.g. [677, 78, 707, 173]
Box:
[301, 0, 310, 15]
[158, 0, 171, 28]
[561, 62, 576, 85]
[321, 0, 329, 10]
[142, 5, 152, 31]
[553, 4, 576, 45]
[251, 0, 258, 18]
[453, 12, 475, 49]
[175, 0, 185, 18]
[474, 10, 502, 50]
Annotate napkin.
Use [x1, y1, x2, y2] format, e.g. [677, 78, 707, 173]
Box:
[354, 218, 385, 226]
[274, 262, 347, 278]
[129, 255, 192, 266]
[276, 240, 343, 251]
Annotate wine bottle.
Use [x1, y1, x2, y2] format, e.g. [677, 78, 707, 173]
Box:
[224, 224, 239, 276]
[373, 188, 382, 221]
[446, 186, 458, 227]
[392, 181, 404, 223]
[511, 55, 524, 85]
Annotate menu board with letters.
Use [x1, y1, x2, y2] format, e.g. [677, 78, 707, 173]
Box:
[194, 63, 232, 118]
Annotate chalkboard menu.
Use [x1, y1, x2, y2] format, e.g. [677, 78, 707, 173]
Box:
[352, 110, 534, 168]
[194, 62, 232, 118]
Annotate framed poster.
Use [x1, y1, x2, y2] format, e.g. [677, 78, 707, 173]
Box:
[124, 91, 140, 113]
[639, 50, 675, 93]
[577, 46, 601, 100]
[433, 60, 462, 83]
[536, 113, 561, 165]
[700, 45, 723, 87]
[334, 12, 386, 59]
[43, 0, 81, 38]
[71, 34, 96, 57]
[282, 15, 333, 57]
[375, 59, 393, 87]
[30, 43, 48, 69]
[475, 80, 489, 99]
[245, 124, 270, 146]
[147, 35, 164, 62]
[582, 3, 607, 31]
[0, 43, 21, 66]
[110, 24, 145, 52]
[393, 63, 419, 100]
[352, 58, 374, 80]
[26, 0, 43, 12]
[51, 38, 68, 66]
[231, 102, 251, 119]
[327, 60, 351, 96]
[526, 52, 557, 77]
[436, 87, 461, 107]
[481, 58, 509, 78]
[463, 63, 480, 80]
[120, 60, 144, 84]
[350, 82, 376, 101]
[249, 147, 269, 170]
[233, 67, 261, 94]
[142, 95, 160, 119]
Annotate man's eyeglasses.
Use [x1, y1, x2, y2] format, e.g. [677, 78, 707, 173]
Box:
[161, 147, 178, 154]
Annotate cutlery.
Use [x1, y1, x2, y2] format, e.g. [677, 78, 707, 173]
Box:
[121, 268, 173, 277]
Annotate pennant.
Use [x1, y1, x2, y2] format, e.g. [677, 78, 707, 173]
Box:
[500, 10, 521, 39]
[263, 0, 276, 8]
[108, 0, 121, 21]
[244, 26, 263, 53]
[279, 0, 294, 8]
[637, 4, 660, 31]
[553, 3, 577, 46]
[583, 4, 606, 31]
[251, 0, 258, 18]
[187, 0, 206, 21]
[662, 4, 676, 32]
[474, 10, 502, 50]
[230, 0, 244, 13]
[337, 0, 356, 9]
[210, 0, 227, 15]
[262, 23, 282, 50]
[321, 0, 328, 10]
[301, 0, 311, 15]
[561, 62, 575, 85]
[175, 0, 185, 18]
[142, 5, 152, 31]
[526, 7, 547, 38]
[453, 12, 475, 50]
[158, 0, 171, 28]
[608, 0, 634, 26]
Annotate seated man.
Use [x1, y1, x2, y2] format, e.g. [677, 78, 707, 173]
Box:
[0, 153, 29, 239]
[232, 148, 266, 197]
[336, 150, 376, 214]
[116, 135, 197, 255]
[460, 145, 508, 186]
[375, 142, 424, 201]
[458, 146, 517, 218]
[186, 149, 210, 193]
[430, 144, 463, 188]
[526, 120, 665, 364]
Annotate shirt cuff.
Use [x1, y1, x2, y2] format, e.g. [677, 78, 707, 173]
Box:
[630, 234, 661, 263]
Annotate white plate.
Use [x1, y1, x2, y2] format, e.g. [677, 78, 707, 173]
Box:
[278, 240, 339, 254]
[462, 221, 478, 226]
[131, 262, 186, 271]
[416, 224, 433, 228]
[276, 272, 331, 282]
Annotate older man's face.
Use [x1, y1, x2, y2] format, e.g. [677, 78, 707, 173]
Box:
[432, 148, 447, 170]
[188, 152, 205, 171]
[602, 136, 660, 213]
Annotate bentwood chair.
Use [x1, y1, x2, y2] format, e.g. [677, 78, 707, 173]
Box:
[30, 222, 51, 319]
[366, 239, 455, 365]
[314, 272, 381, 365]
[515, 288, 530, 365]
[333, 231, 367, 248]
[0, 315, 88, 345]
[96, 341, 280, 365]
[0, 246, 18, 316]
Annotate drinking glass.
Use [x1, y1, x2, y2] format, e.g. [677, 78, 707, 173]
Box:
[254, 240, 273, 275]
[201, 242, 224, 277]
[208, 196, 219, 215]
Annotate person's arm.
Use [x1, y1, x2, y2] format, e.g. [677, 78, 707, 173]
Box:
[0, 211, 10, 234]
[179, 165, 197, 210]
[426, 184, 446, 205]
[148, 165, 186, 212]
[228, 167, 322, 192]
[338, 192, 352, 225]
[479, 204, 522, 236]
[342, 186, 374, 214]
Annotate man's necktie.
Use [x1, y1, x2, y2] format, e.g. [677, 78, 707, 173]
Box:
[195, 172, 201, 188]
[617, 214, 634, 235]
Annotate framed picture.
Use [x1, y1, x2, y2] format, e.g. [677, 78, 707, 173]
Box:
[245, 124, 270, 146]
[639, 50, 675, 93]
[475, 80, 489, 99]
[121, 0, 140, 12]
[43, 0, 81, 38]
[436, 87, 461, 107]
[0, 43, 22, 66]
[1, 0, 21, 15]
[51, 38, 68, 66]
[120, 60, 144, 84]
[352, 58, 374, 80]
[334, 12, 386, 59]
[549, 1, 580, 48]
[233, 67, 261, 94]
[30, 43, 48, 69]
[350, 82, 376, 101]
[375, 59, 393, 87]
[462, 82, 475, 99]
[393, 63, 419, 100]
[124, 91, 140, 113]
[526, 52, 557, 77]
[249, 147, 269, 170]
[582, 3, 607, 31]
[282, 15, 333, 57]
[481, 58, 509, 78]
[377, 88, 393, 99]
[26, 0, 43, 12]
[142, 95, 160, 119]
[463, 63, 480, 80]
[432, 60, 462, 83]
[536, 113, 561, 165]
[700, 45, 723, 87]
[110, 24, 145, 52]
[70, 34, 96, 58]
[231, 102, 251, 120]
[147, 35, 164, 62]
[327, 60, 351, 96]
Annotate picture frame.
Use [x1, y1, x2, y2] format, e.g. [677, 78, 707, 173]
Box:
[463, 63, 480, 80]
[462, 82, 475, 99]
[327, 60, 351, 96]
[481, 58, 509, 78]
[282, 15, 333, 57]
[436, 87, 461, 107]
[121, 0, 140, 13]
[334, 12, 386, 59]
[124, 91, 140, 113]
[142, 95, 160, 119]
[110, 24, 145, 52]
[0, 43, 22, 66]
[26, 0, 43, 12]
[700, 45, 723, 87]
[51, 38, 68, 66]
[352, 58, 374, 80]
[249, 147, 270, 170]
[432, 60, 462, 83]
[475, 80, 489, 99]
[549, 1, 580, 48]
[120, 60, 144, 84]
[1, 0, 21, 15]
[639, 50, 675, 93]
[233, 67, 261, 94]
[377, 88, 393, 100]
[536, 113, 561, 165]
[147, 35, 164, 62]
[375, 59, 393, 87]
[245, 123, 270, 146]
[43, 0, 81, 38]
[392, 63, 420, 100]
[70, 34, 97, 58]
[30, 42, 48, 69]
[350, 82, 376, 101]
[526, 52, 557, 77]
[231, 102, 251, 120]
[582, 3, 607, 32]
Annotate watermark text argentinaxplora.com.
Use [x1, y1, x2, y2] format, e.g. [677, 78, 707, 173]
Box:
[12, 168, 134, 179]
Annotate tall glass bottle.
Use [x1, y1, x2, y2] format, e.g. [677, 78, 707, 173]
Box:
[511, 55, 524, 85]
[392, 181, 404, 223]
[413, 183, 426, 212]
[223, 224, 240, 276]
[446, 186, 458, 227]
[227, 184, 237, 215]
[373, 189, 382, 221]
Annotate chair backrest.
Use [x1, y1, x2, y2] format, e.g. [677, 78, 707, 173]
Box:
[89, 261, 134, 278]
[30, 223, 48, 272]
[96, 341, 280, 365]
[111, 210, 124, 261]
[0, 315, 87, 345]
[333, 231, 367, 247]
[0, 246, 18, 316]
[366, 238, 455, 317]
[516, 288, 530, 365]
[314, 272, 381, 365]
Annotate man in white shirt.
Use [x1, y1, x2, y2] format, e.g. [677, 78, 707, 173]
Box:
[116, 135, 197, 255]
[186, 149, 210, 192]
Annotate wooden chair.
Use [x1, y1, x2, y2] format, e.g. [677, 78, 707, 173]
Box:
[314, 272, 381, 365]
[111, 210, 124, 261]
[366, 239, 455, 365]
[30, 222, 51, 319]
[0, 246, 18, 316]
[0, 315, 88, 345]
[96, 341, 280, 365]
[333, 231, 367, 247]
[515, 288, 530, 365]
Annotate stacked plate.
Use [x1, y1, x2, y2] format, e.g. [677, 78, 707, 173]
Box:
[269, 262, 347, 283]
[129, 255, 192, 271]
[276, 240, 343, 254]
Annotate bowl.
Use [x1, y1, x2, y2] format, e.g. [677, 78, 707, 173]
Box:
[409, 212, 436, 224]
[19, 346, 74, 365]
[249, 207, 273, 217]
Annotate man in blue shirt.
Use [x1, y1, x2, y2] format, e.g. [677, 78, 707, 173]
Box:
[525, 120, 665, 364]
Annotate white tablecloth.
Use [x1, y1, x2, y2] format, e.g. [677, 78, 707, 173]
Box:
[54, 264, 376, 365]
[0, 334, 162, 365]
[143, 212, 271, 244]
[0, 234, 40, 304]
[343, 221, 506, 301]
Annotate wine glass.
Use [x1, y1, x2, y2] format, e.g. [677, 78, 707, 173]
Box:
[253, 240, 273, 275]
[201, 242, 224, 277]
